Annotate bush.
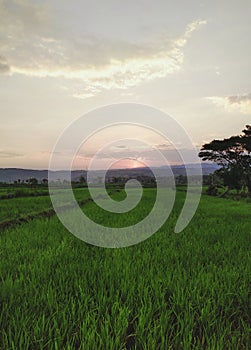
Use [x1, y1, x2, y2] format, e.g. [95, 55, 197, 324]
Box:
[206, 184, 218, 196]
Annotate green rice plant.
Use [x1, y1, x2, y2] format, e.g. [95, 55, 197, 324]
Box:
[0, 189, 250, 349]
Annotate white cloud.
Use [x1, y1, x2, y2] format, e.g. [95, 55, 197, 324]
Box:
[175, 19, 207, 47]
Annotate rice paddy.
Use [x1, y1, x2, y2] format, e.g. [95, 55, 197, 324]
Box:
[0, 188, 250, 349]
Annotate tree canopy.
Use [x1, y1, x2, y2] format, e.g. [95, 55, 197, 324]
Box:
[199, 125, 251, 193]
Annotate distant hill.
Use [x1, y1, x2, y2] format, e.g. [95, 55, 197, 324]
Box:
[0, 163, 219, 183]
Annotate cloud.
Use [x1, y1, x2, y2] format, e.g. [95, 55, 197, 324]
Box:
[112, 145, 128, 149]
[0, 150, 23, 158]
[175, 19, 207, 47]
[72, 92, 96, 100]
[0, 1, 206, 95]
[228, 93, 251, 104]
[79, 145, 197, 165]
[0, 0, 50, 36]
[154, 143, 171, 149]
[207, 93, 251, 114]
[20, 20, 207, 96]
[0, 55, 10, 73]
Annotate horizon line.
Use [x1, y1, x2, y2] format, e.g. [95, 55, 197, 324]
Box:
[0, 162, 216, 172]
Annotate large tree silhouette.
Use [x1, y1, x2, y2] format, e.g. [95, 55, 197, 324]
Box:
[199, 125, 251, 193]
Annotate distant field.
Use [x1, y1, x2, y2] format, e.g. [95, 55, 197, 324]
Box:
[0, 188, 93, 223]
[0, 188, 250, 349]
[0, 187, 49, 199]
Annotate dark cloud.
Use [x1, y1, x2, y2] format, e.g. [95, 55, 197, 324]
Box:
[113, 145, 128, 149]
[227, 93, 251, 104]
[208, 93, 251, 114]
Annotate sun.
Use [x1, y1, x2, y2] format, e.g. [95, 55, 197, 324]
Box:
[127, 159, 144, 169]
[109, 159, 144, 169]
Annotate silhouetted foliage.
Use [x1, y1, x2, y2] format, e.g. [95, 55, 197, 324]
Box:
[199, 125, 251, 194]
[28, 178, 38, 185]
[175, 175, 187, 185]
[42, 178, 48, 184]
[206, 184, 218, 196]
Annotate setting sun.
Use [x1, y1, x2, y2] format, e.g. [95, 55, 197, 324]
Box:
[109, 158, 144, 170]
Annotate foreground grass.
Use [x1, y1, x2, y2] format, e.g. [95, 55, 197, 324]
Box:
[0, 190, 250, 349]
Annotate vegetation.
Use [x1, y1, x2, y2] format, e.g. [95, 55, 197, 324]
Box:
[199, 125, 251, 195]
[0, 188, 94, 224]
[0, 188, 49, 200]
[1, 127, 251, 348]
[0, 188, 250, 349]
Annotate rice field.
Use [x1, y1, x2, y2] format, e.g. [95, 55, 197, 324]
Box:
[0, 188, 250, 349]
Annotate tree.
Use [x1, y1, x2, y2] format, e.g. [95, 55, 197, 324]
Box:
[175, 174, 187, 185]
[42, 178, 48, 186]
[199, 125, 251, 194]
[28, 178, 38, 186]
[241, 125, 251, 151]
[79, 175, 86, 185]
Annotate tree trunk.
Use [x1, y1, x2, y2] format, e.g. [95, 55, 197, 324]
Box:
[218, 188, 230, 198]
[245, 172, 251, 195]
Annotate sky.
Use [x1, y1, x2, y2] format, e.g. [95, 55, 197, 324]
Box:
[0, 0, 251, 169]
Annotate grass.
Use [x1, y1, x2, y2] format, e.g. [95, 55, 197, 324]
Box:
[0, 189, 250, 349]
[0, 188, 91, 222]
[0, 187, 49, 199]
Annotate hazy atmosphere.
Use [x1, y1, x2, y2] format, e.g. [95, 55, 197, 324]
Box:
[1, 2, 251, 349]
[1, 0, 251, 168]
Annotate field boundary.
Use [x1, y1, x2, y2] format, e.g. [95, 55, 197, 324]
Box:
[0, 191, 117, 232]
[0, 191, 49, 200]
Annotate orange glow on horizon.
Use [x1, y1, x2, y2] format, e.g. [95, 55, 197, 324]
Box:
[110, 159, 145, 169]
[71, 155, 146, 170]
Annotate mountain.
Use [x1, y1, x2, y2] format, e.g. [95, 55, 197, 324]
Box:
[0, 163, 219, 183]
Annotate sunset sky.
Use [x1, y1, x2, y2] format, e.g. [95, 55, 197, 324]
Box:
[1, 0, 251, 169]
